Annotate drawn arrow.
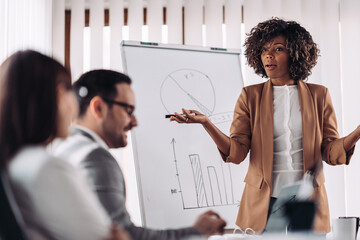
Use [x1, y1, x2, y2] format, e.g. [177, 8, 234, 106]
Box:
[171, 138, 185, 209]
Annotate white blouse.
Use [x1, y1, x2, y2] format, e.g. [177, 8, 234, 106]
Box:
[8, 145, 111, 240]
[271, 85, 304, 197]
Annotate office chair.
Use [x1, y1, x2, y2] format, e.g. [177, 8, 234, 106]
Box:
[0, 171, 28, 240]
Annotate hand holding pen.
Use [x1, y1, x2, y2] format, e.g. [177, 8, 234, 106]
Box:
[168, 108, 208, 124]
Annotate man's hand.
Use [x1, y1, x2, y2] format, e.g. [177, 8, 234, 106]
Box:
[193, 210, 227, 236]
[103, 224, 132, 240]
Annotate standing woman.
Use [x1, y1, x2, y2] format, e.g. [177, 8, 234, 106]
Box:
[0, 50, 129, 240]
[170, 18, 360, 233]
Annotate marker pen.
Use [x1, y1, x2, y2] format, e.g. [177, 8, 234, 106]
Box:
[165, 113, 196, 118]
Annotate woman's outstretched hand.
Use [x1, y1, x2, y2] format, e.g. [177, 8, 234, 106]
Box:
[344, 124, 360, 152]
[169, 108, 231, 156]
[169, 108, 208, 124]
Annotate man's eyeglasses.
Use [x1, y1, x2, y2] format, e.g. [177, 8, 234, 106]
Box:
[102, 98, 135, 117]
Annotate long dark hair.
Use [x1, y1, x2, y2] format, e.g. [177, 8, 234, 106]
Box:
[0, 50, 72, 170]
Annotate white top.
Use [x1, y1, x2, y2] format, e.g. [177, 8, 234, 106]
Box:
[8, 145, 111, 240]
[271, 85, 304, 197]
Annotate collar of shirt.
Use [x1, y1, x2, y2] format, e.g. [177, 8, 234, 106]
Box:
[72, 125, 109, 150]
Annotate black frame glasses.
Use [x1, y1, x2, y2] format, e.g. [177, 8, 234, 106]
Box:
[102, 98, 135, 117]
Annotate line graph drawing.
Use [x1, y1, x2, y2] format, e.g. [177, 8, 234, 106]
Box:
[170, 138, 237, 209]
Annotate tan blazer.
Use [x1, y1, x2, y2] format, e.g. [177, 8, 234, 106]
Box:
[221, 80, 354, 233]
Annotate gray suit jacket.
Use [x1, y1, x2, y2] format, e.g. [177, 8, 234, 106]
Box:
[52, 126, 201, 240]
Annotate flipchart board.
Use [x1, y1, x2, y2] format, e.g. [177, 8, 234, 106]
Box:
[121, 41, 247, 229]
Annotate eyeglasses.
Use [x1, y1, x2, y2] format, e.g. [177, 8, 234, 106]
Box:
[102, 98, 135, 117]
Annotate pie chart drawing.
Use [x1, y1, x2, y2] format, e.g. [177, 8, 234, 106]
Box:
[160, 69, 216, 116]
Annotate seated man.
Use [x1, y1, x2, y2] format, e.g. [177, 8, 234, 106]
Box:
[52, 70, 226, 240]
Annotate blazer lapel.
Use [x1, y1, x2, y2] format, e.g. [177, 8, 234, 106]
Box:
[260, 80, 274, 186]
[298, 81, 316, 169]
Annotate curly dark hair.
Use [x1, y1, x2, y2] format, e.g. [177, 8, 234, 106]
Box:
[244, 18, 319, 81]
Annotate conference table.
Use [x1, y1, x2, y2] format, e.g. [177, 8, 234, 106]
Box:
[207, 232, 336, 240]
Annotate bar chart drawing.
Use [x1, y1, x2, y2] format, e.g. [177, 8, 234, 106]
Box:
[189, 154, 209, 208]
[207, 166, 223, 206]
[171, 138, 237, 209]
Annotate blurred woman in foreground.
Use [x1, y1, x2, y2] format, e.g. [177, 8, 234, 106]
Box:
[0, 50, 130, 240]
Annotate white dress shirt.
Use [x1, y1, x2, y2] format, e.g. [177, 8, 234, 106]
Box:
[271, 85, 304, 197]
[74, 124, 109, 150]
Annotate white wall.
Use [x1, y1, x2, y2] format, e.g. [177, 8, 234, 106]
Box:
[0, 0, 52, 63]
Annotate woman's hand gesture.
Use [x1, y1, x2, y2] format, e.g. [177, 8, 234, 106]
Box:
[169, 108, 230, 155]
[169, 108, 208, 124]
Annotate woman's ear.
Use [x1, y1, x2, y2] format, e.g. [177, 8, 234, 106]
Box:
[89, 96, 107, 120]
